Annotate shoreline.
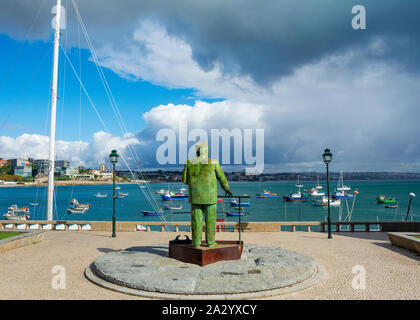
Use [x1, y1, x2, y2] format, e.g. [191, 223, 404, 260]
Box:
[0, 180, 149, 188]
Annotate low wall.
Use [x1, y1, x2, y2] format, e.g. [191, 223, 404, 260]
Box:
[1, 220, 419, 233]
[387, 232, 420, 254]
[0, 230, 45, 254]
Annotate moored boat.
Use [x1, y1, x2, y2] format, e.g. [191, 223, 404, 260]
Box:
[164, 204, 183, 210]
[256, 190, 277, 198]
[230, 199, 250, 207]
[283, 191, 310, 201]
[142, 210, 164, 216]
[67, 198, 90, 214]
[226, 211, 245, 217]
[376, 195, 396, 204]
[313, 196, 341, 207]
[94, 192, 108, 198]
[332, 191, 354, 199]
[307, 188, 325, 197]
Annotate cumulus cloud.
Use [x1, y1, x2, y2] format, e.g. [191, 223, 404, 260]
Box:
[0, 131, 140, 169]
[132, 48, 420, 172]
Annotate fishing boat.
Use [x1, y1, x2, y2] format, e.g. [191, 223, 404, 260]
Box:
[336, 171, 351, 191]
[313, 196, 341, 207]
[67, 207, 89, 214]
[226, 211, 245, 217]
[142, 210, 164, 216]
[332, 191, 354, 199]
[164, 204, 183, 210]
[156, 189, 167, 195]
[67, 198, 90, 214]
[283, 176, 310, 201]
[256, 190, 277, 198]
[115, 187, 121, 190]
[283, 191, 310, 201]
[161, 192, 186, 201]
[230, 199, 250, 207]
[384, 205, 398, 209]
[3, 212, 30, 220]
[29, 203, 39, 206]
[376, 195, 396, 204]
[3, 205, 30, 220]
[7, 205, 30, 214]
[307, 187, 325, 197]
[94, 192, 108, 198]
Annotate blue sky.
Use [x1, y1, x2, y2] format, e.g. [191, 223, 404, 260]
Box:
[0, 0, 420, 172]
[0, 33, 219, 141]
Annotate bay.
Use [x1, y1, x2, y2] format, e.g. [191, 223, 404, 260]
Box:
[0, 180, 418, 225]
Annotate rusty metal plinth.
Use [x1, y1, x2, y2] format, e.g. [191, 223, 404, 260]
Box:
[168, 240, 244, 266]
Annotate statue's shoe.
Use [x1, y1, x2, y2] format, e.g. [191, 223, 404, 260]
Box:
[207, 242, 218, 248]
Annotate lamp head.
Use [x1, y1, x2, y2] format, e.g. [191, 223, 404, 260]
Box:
[322, 148, 332, 164]
[109, 149, 119, 164]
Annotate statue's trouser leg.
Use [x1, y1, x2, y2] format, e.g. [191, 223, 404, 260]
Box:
[191, 204, 203, 248]
[205, 204, 218, 247]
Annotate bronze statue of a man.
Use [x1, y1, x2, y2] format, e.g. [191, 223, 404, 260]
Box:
[182, 142, 232, 248]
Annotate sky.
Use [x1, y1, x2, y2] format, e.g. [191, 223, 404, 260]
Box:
[0, 0, 419, 172]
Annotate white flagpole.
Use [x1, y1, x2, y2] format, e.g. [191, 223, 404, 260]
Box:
[47, 0, 61, 221]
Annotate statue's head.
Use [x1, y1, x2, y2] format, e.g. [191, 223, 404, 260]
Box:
[195, 142, 209, 157]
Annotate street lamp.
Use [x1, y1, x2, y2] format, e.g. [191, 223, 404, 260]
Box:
[322, 148, 333, 239]
[109, 149, 119, 238]
[405, 192, 416, 221]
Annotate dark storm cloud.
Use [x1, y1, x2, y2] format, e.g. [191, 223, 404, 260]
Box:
[1, 0, 420, 84]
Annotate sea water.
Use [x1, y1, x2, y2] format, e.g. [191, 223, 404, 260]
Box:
[0, 180, 418, 224]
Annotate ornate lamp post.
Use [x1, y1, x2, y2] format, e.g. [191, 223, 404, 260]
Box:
[109, 150, 119, 238]
[322, 148, 333, 239]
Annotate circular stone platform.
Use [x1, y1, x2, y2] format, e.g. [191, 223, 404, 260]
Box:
[85, 244, 325, 299]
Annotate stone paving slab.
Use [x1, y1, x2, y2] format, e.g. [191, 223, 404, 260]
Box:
[89, 243, 323, 298]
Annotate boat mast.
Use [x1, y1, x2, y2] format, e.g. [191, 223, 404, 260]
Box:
[47, 0, 62, 221]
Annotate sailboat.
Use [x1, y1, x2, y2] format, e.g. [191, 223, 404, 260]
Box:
[283, 175, 310, 201]
[336, 171, 351, 191]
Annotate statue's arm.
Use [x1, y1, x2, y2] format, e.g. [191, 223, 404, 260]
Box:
[215, 163, 231, 193]
[182, 161, 188, 185]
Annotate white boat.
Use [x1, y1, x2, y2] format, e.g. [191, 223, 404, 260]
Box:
[8, 204, 30, 214]
[67, 207, 89, 214]
[116, 187, 121, 190]
[164, 204, 183, 210]
[257, 190, 277, 198]
[67, 198, 90, 214]
[337, 171, 351, 191]
[94, 193, 108, 198]
[314, 196, 341, 207]
[3, 213, 30, 220]
[307, 188, 325, 197]
[3, 205, 31, 220]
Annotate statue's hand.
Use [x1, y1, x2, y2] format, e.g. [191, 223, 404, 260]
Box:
[225, 190, 233, 197]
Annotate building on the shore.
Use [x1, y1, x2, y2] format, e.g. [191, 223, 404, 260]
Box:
[10, 158, 32, 177]
[33, 159, 49, 175]
[99, 164, 107, 172]
[55, 166, 79, 177]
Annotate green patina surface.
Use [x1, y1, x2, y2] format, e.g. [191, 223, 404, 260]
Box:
[0, 232, 22, 240]
[182, 160, 230, 205]
[182, 151, 231, 248]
